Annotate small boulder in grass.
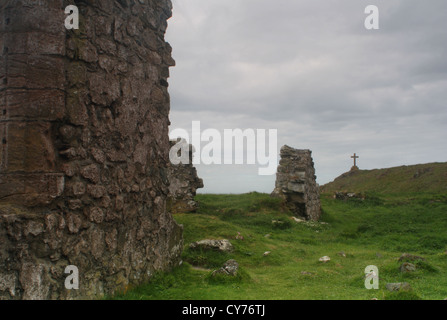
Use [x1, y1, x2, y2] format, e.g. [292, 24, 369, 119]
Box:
[291, 217, 305, 223]
[223, 259, 239, 276]
[189, 239, 234, 252]
[386, 282, 412, 292]
[398, 253, 425, 262]
[212, 259, 239, 277]
[319, 256, 331, 263]
[400, 262, 417, 273]
[236, 232, 244, 240]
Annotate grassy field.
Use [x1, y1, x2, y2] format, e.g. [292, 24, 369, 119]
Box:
[113, 190, 447, 300]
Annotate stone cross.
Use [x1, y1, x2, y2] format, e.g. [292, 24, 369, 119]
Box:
[351, 153, 359, 167]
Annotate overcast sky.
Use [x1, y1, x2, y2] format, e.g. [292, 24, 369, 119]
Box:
[165, 0, 447, 194]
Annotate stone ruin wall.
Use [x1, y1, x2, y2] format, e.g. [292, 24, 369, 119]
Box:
[272, 145, 322, 221]
[0, 0, 183, 299]
[167, 140, 203, 214]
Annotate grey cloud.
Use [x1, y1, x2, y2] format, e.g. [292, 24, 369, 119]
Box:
[166, 0, 447, 193]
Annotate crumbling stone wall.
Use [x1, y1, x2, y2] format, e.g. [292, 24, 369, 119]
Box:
[0, 0, 182, 300]
[167, 140, 203, 213]
[271, 145, 321, 221]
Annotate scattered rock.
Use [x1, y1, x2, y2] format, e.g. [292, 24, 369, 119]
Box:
[334, 192, 365, 201]
[319, 256, 331, 263]
[212, 260, 239, 277]
[301, 271, 314, 276]
[189, 239, 234, 253]
[337, 251, 346, 258]
[264, 234, 271, 238]
[398, 253, 425, 262]
[263, 251, 271, 257]
[400, 262, 417, 273]
[292, 217, 305, 223]
[386, 282, 412, 292]
[272, 220, 284, 226]
[235, 232, 244, 240]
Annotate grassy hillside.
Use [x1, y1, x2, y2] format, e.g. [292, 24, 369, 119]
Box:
[321, 162, 447, 195]
[113, 192, 447, 300]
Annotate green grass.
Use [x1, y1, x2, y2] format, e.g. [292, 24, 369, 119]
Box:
[112, 192, 447, 300]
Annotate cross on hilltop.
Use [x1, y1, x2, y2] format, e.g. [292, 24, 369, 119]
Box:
[350, 153, 359, 171]
[351, 153, 359, 167]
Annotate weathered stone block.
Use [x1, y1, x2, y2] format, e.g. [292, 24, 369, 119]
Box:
[81, 164, 100, 184]
[0, 173, 64, 206]
[6, 55, 65, 90]
[0, 123, 5, 170]
[88, 71, 120, 106]
[3, 31, 65, 55]
[66, 88, 89, 126]
[2, 4, 64, 35]
[2, 121, 56, 173]
[4, 89, 65, 121]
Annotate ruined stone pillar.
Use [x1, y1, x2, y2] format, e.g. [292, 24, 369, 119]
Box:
[0, 0, 182, 299]
[271, 145, 322, 221]
[167, 139, 204, 213]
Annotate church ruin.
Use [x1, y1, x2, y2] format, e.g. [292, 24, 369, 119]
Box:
[0, 0, 183, 299]
[271, 145, 322, 221]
